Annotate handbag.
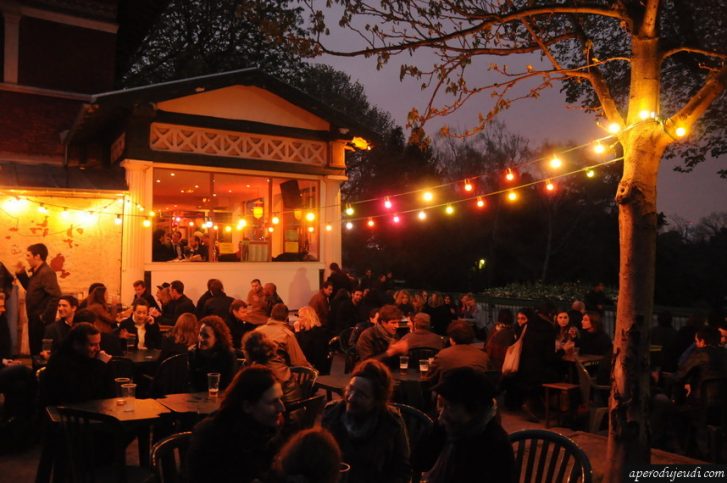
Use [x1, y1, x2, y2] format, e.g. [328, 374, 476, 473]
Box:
[502, 325, 526, 375]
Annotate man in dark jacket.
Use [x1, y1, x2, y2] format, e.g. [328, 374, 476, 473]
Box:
[414, 368, 515, 483]
[425, 320, 488, 385]
[167, 280, 196, 323]
[356, 304, 408, 369]
[43, 295, 78, 355]
[15, 243, 61, 355]
[131, 280, 160, 311]
[198, 279, 234, 319]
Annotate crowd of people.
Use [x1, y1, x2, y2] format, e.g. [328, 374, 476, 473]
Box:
[1, 245, 726, 478]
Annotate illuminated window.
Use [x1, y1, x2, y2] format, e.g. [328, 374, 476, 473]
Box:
[152, 168, 319, 262]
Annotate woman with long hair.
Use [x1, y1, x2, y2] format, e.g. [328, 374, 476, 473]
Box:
[395, 290, 414, 317]
[187, 366, 285, 482]
[294, 306, 329, 373]
[271, 428, 343, 483]
[85, 285, 117, 332]
[159, 312, 200, 361]
[188, 315, 236, 392]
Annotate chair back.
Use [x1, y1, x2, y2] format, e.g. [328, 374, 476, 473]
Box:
[151, 431, 193, 483]
[392, 403, 433, 483]
[285, 394, 326, 431]
[509, 429, 593, 483]
[574, 359, 594, 404]
[57, 407, 126, 483]
[699, 376, 727, 426]
[108, 357, 135, 381]
[152, 353, 190, 397]
[290, 365, 319, 399]
[338, 327, 355, 353]
[407, 347, 439, 366]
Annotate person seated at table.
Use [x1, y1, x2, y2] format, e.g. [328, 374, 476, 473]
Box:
[186, 366, 285, 483]
[159, 312, 200, 361]
[674, 325, 727, 405]
[426, 320, 489, 385]
[227, 299, 255, 349]
[42, 295, 79, 356]
[196, 279, 233, 319]
[356, 304, 408, 370]
[130, 279, 160, 312]
[84, 285, 118, 333]
[400, 313, 444, 351]
[117, 300, 162, 350]
[413, 368, 515, 483]
[263, 282, 284, 317]
[188, 316, 236, 393]
[271, 428, 343, 483]
[576, 311, 612, 356]
[395, 290, 415, 317]
[245, 278, 268, 324]
[554, 309, 579, 354]
[322, 359, 411, 483]
[42, 322, 113, 405]
[424, 292, 454, 336]
[242, 331, 302, 404]
[74, 309, 124, 356]
[348, 308, 378, 347]
[255, 304, 310, 367]
[293, 305, 329, 373]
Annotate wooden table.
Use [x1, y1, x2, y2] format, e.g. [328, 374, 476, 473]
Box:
[315, 370, 428, 400]
[561, 353, 604, 366]
[155, 392, 221, 416]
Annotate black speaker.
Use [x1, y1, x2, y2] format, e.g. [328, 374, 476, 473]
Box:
[280, 180, 302, 209]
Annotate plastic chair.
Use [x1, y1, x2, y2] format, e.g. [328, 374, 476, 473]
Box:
[509, 429, 593, 483]
[391, 403, 433, 483]
[151, 431, 193, 483]
[285, 394, 326, 431]
[56, 406, 153, 483]
[151, 353, 190, 397]
[290, 365, 319, 399]
[574, 359, 610, 433]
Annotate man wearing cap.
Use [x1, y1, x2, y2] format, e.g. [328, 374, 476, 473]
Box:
[413, 367, 515, 483]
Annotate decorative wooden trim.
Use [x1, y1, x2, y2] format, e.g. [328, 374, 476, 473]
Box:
[149, 123, 329, 166]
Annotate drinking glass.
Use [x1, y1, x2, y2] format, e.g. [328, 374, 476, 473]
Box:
[114, 377, 131, 406]
[399, 356, 409, 375]
[121, 383, 136, 411]
[419, 359, 429, 374]
[207, 372, 221, 397]
[126, 334, 138, 352]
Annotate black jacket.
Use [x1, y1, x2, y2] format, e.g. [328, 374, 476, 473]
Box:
[117, 317, 162, 350]
[42, 350, 113, 406]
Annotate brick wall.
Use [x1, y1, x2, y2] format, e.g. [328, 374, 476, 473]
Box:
[0, 91, 81, 159]
[18, 16, 116, 93]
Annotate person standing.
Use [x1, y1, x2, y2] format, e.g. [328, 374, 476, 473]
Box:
[308, 281, 334, 333]
[15, 243, 61, 355]
[168, 280, 196, 323]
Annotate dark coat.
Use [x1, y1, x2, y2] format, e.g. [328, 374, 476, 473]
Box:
[171, 294, 196, 322]
[356, 324, 396, 368]
[517, 317, 557, 384]
[187, 412, 282, 483]
[188, 346, 236, 393]
[201, 294, 234, 319]
[413, 417, 515, 483]
[486, 326, 516, 371]
[118, 317, 162, 350]
[295, 326, 329, 373]
[426, 344, 489, 384]
[131, 292, 160, 311]
[322, 401, 411, 483]
[42, 350, 113, 406]
[16, 262, 61, 321]
[43, 319, 73, 353]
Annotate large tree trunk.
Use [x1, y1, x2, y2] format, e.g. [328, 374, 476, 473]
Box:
[604, 124, 669, 482]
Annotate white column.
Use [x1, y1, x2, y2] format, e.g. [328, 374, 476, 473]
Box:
[3, 12, 21, 84]
[322, 175, 345, 270]
[120, 159, 153, 302]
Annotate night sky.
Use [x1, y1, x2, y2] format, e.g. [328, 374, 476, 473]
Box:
[320, 47, 726, 225]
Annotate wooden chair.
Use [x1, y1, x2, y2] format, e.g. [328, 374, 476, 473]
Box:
[150, 353, 190, 397]
[391, 403, 433, 483]
[509, 429, 593, 483]
[290, 365, 319, 399]
[285, 394, 326, 431]
[574, 359, 610, 433]
[56, 406, 152, 483]
[151, 431, 193, 483]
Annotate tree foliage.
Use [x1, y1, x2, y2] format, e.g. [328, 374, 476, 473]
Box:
[120, 0, 315, 86]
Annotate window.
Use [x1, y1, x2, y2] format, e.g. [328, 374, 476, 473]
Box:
[152, 168, 319, 262]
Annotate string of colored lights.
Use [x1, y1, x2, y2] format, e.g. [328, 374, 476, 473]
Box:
[0, 113, 687, 229]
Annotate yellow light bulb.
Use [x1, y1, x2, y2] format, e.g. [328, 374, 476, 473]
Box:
[586, 169, 596, 178]
[345, 206, 354, 216]
[271, 216, 280, 225]
[422, 191, 433, 202]
[476, 197, 485, 208]
[639, 110, 650, 120]
[507, 191, 518, 202]
[325, 224, 333, 232]
[307, 226, 315, 233]
[549, 156, 562, 169]
[593, 143, 605, 154]
[345, 222, 354, 230]
[464, 180, 473, 192]
[546, 181, 555, 192]
[445, 205, 454, 215]
[188, 221, 194, 227]
[418, 210, 427, 220]
[142, 218, 151, 228]
[675, 126, 687, 138]
[607, 123, 621, 134]
[505, 169, 515, 182]
[305, 212, 315, 222]
[367, 218, 375, 228]
[225, 226, 232, 233]
[213, 225, 219, 231]
[148, 210, 156, 217]
[267, 226, 274, 233]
